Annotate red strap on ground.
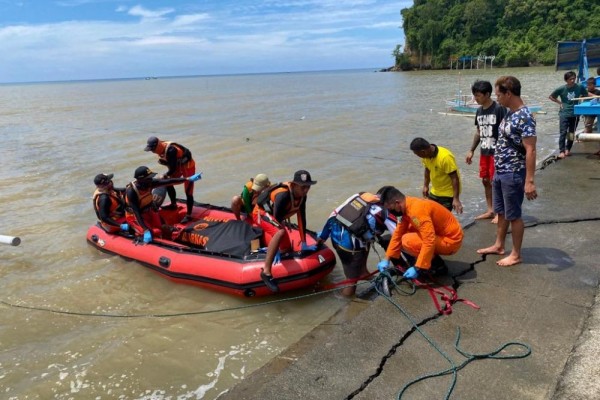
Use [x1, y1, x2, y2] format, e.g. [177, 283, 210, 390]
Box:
[393, 265, 480, 314]
[414, 279, 480, 314]
[320, 265, 480, 314]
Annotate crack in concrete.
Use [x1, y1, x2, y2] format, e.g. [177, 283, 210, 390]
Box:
[344, 310, 443, 400]
[344, 217, 600, 398]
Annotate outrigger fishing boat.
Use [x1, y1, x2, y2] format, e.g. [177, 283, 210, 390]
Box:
[87, 201, 336, 297]
[446, 93, 543, 114]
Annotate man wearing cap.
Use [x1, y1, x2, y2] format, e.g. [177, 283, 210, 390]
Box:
[125, 166, 202, 243]
[92, 173, 128, 233]
[253, 170, 318, 292]
[144, 136, 197, 223]
[231, 173, 271, 224]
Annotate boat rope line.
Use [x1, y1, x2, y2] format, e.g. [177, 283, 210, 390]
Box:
[0, 279, 378, 319]
[5, 216, 594, 319]
[345, 268, 531, 400]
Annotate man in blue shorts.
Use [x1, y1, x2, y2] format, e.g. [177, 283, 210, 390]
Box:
[477, 76, 538, 267]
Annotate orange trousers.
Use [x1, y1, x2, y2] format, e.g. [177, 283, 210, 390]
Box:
[401, 232, 462, 258]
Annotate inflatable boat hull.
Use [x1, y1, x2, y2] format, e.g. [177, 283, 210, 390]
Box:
[86, 202, 336, 297]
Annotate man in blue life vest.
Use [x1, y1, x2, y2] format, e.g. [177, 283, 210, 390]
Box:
[317, 188, 397, 297]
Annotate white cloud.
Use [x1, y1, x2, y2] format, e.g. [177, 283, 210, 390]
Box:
[172, 13, 210, 27]
[127, 5, 174, 20]
[0, 1, 407, 82]
[134, 35, 204, 46]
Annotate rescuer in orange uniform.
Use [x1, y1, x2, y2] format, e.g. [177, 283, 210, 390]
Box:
[376, 186, 463, 280]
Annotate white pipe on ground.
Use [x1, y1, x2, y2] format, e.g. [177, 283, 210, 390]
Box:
[0, 235, 21, 246]
[576, 133, 600, 142]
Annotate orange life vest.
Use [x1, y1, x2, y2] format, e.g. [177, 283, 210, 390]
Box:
[265, 182, 302, 220]
[125, 181, 154, 212]
[93, 188, 124, 219]
[93, 188, 125, 230]
[156, 141, 190, 165]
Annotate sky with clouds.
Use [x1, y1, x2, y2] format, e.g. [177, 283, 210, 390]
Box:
[0, 0, 410, 83]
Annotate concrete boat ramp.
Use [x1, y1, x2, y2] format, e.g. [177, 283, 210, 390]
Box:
[221, 144, 600, 400]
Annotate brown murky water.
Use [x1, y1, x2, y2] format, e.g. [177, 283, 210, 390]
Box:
[0, 67, 564, 398]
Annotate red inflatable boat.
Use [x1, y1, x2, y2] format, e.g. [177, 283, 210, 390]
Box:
[86, 202, 336, 297]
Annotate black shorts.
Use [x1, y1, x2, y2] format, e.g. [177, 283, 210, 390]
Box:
[428, 193, 453, 211]
[332, 242, 369, 279]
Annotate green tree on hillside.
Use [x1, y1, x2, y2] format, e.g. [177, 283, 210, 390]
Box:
[397, 0, 600, 69]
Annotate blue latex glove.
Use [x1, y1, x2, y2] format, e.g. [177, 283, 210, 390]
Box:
[403, 266, 419, 280]
[301, 242, 317, 252]
[188, 172, 202, 182]
[120, 223, 129, 231]
[377, 259, 390, 273]
[143, 230, 152, 243]
[273, 250, 281, 265]
[363, 230, 374, 241]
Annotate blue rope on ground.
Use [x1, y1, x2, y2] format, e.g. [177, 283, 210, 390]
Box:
[371, 274, 532, 400]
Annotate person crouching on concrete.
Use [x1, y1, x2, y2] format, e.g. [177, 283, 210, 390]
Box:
[376, 186, 463, 280]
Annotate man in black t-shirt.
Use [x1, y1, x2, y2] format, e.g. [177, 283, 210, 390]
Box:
[465, 80, 507, 223]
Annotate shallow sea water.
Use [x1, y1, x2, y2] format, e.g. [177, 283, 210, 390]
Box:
[0, 66, 567, 398]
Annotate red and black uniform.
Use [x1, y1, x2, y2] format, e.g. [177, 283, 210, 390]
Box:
[155, 141, 196, 214]
[93, 187, 126, 233]
[125, 177, 187, 236]
[253, 182, 307, 251]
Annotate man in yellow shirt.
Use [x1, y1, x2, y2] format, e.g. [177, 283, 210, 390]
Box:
[410, 137, 463, 214]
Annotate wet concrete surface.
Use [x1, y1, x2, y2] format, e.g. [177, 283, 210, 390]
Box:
[220, 143, 600, 400]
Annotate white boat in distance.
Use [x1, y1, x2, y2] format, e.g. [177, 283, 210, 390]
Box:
[446, 93, 544, 114]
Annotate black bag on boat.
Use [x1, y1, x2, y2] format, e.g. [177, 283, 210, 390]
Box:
[176, 218, 262, 257]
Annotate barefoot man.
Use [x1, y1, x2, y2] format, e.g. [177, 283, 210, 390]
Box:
[465, 80, 507, 224]
[477, 76, 538, 267]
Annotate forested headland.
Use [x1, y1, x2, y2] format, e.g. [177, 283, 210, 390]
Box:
[392, 0, 600, 70]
